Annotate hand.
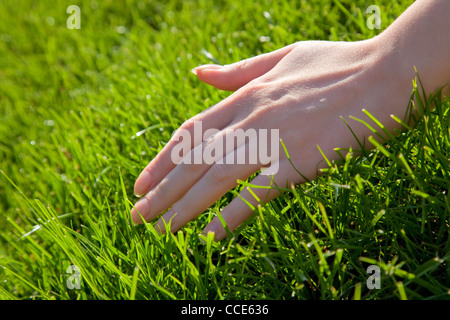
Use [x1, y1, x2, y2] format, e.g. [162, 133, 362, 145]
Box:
[131, 37, 413, 240]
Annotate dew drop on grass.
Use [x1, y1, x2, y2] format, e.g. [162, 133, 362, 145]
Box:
[263, 11, 274, 25]
[61, 174, 72, 183]
[46, 17, 55, 26]
[116, 26, 127, 34]
[22, 225, 42, 238]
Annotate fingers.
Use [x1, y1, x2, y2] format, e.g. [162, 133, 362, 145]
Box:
[133, 103, 235, 197]
[131, 128, 229, 224]
[131, 120, 263, 225]
[153, 159, 261, 235]
[133, 44, 299, 235]
[192, 44, 296, 91]
[202, 161, 297, 241]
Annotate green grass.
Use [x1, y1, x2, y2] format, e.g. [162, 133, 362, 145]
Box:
[0, 0, 449, 300]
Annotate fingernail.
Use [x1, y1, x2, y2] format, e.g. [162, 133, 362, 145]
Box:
[191, 64, 224, 75]
[191, 67, 199, 75]
[134, 170, 152, 197]
[131, 196, 150, 225]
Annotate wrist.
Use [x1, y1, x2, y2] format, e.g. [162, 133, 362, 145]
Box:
[357, 36, 415, 121]
[372, 0, 450, 98]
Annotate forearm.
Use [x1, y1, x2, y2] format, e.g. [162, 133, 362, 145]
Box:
[375, 0, 450, 97]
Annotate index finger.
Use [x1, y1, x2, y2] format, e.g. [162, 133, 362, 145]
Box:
[134, 102, 235, 197]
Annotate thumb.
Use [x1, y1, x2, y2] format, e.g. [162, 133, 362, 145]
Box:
[191, 44, 295, 91]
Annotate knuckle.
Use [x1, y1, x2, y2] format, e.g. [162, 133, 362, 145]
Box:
[238, 80, 268, 98]
[234, 58, 251, 72]
[171, 117, 199, 144]
[180, 118, 196, 131]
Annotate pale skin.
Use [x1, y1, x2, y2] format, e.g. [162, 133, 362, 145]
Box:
[131, 0, 450, 241]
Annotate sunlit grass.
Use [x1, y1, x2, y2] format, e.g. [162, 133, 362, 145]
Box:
[0, 0, 449, 300]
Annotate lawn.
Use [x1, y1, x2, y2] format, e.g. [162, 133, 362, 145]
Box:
[0, 0, 449, 301]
